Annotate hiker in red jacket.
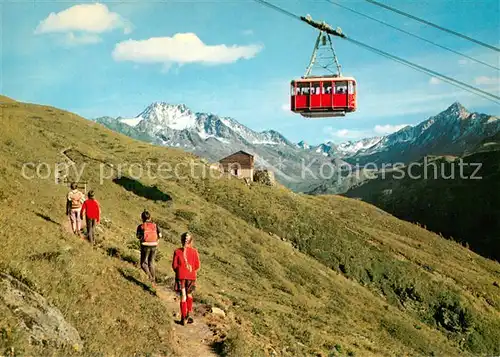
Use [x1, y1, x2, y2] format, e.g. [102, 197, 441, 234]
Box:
[136, 210, 162, 287]
[80, 190, 101, 245]
[172, 232, 200, 325]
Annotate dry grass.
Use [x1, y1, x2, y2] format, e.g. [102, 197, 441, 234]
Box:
[0, 98, 499, 356]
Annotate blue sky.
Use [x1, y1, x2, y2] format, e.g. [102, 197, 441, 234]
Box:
[2, 0, 499, 145]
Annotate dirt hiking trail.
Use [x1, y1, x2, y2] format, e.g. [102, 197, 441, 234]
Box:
[61, 218, 222, 357]
[156, 287, 221, 357]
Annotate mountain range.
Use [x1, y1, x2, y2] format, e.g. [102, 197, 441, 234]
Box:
[94, 101, 499, 192]
[298, 102, 500, 163]
[95, 102, 335, 191]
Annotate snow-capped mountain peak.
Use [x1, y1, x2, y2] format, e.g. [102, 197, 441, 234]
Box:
[134, 102, 197, 132]
[107, 102, 295, 148]
[446, 101, 469, 120]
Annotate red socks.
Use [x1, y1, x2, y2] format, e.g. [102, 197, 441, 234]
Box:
[180, 297, 193, 320]
[180, 301, 187, 319]
[187, 296, 193, 314]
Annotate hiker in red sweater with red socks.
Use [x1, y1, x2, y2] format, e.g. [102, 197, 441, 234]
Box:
[172, 232, 200, 325]
[80, 190, 100, 245]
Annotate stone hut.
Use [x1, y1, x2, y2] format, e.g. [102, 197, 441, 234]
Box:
[218, 151, 255, 181]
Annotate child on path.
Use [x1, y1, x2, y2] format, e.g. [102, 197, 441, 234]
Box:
[80, 190, 101, 245]
[136, 210, 162, 286]
[172, 232, 200, 325]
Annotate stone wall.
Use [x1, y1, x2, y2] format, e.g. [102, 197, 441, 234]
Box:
[253, 169, 276, 186]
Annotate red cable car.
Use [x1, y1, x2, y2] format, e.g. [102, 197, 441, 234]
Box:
[291, 76, 357, 118]
[290, 22, 357, 119]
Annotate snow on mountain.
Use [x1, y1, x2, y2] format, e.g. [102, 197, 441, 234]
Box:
[303, 137, 382, 158]
[135, 102, 197, 132]
[336, 137, 383, 156]
[94, 102, 335, 192]
[297, 102, 499, 163]
[297, 141, 310, 150]
[112, 102, 289, 147]
[95, 101, 498, 193]
[310, 142, 335, 156]
[359, 102, 497, 164]
[118, 117, 143, 127]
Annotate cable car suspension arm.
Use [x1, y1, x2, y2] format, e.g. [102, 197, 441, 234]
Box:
[300, 15, 346, 39]
[304, 31, 343, 77]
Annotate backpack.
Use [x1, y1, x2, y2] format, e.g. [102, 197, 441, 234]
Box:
[142, 222, 158, 243]
[69, 191, 84, 209]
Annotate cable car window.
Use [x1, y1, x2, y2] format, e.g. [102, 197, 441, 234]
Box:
[348, 81, 356, 94]
[335, 81, 348, 94]
[311, 83, 321, 95]
[297, 82, 309, 95]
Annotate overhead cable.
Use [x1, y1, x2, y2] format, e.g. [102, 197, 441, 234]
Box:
[365, 0, 500, 52]
[326, 0, 499, 71]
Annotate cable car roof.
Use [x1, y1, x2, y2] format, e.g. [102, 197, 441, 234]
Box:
[291, 76, 356, 83]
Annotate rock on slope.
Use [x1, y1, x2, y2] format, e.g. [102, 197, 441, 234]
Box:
[0, 273, 82, 349]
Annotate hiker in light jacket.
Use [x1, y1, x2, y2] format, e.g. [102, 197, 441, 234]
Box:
[66, 182, 85, 236]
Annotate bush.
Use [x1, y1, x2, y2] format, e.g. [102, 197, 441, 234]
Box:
[218, 326, 262, 357]
[432, 292, 473, 333]
[174, 209, 197, 221]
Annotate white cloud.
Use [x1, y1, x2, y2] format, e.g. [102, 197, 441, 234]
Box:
[34, 3, 132, 45]
[474, 76, 500, 86]
[374, 124, 409, 135]
[281, 103, 289, 111]
[324, 127, 368, 140]
[429, 77, 441, 85]
[242, 29, 254, 36]
[458, 59, 468, 65]
[64, 32, 102, 45]
[112, 33, 263, 65]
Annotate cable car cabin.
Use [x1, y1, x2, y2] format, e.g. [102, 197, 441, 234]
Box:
[290, 77, 357, 118]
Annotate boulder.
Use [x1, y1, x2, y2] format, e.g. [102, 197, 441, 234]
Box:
[210, 307, 226, 318]
[0, 273, 83, 350]
[253, 169, 276, 186]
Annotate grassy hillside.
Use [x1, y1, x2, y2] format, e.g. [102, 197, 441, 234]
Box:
[1, 97, 500, 356]
[343, 152, 500, 262]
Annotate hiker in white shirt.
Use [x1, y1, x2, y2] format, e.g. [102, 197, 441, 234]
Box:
[66, 182, 85, 237]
